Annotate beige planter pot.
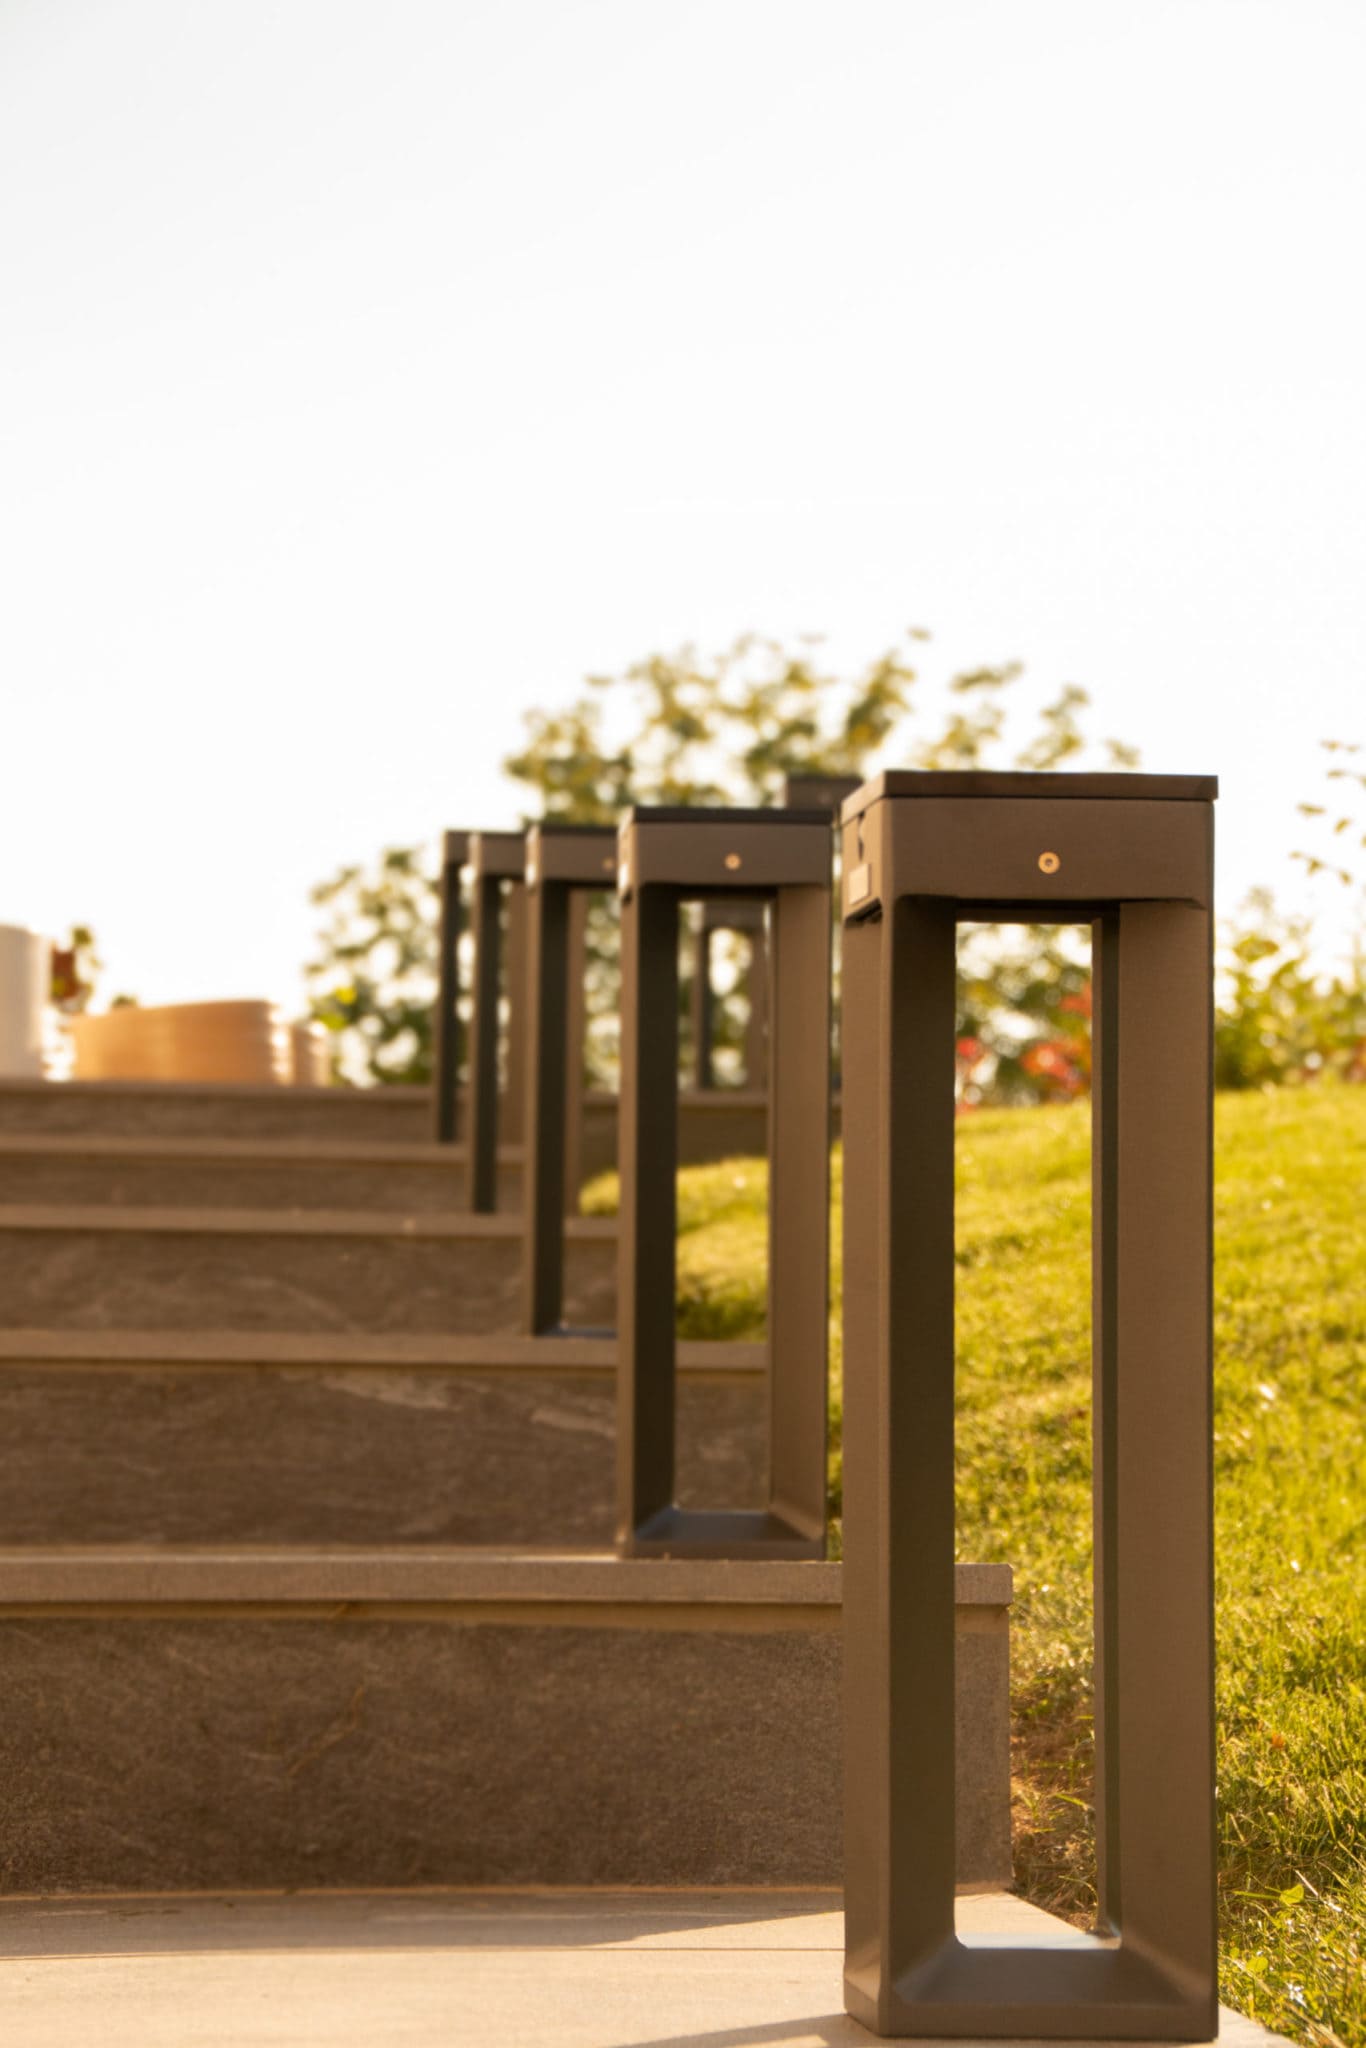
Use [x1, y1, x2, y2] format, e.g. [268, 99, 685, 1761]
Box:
[71, 1002, 296, 1086]
[0, 925, 51, 1079]
[289, 1020, 332, 1087]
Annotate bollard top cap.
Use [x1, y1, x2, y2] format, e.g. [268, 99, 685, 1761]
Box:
[526, 819, 619, 885]
[617, 806, 833, 895]
[621, 804, 832, 829]
[528, 820, 617, 839]
[840, 769, 1218, 825]
[468, 829, 527, 878]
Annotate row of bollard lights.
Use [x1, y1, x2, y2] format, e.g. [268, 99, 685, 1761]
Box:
[441, 767, 1221, 2042]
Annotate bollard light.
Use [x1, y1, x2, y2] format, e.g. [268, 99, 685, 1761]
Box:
[840, 769, 1218, 2041]
[615, 806, 833, 1560]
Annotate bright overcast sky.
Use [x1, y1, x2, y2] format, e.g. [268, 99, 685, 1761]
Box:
[2, 0, 1363, 1009]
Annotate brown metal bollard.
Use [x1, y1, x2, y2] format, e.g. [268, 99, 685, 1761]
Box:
[616, 806, 833, 1559]
[465, 830, 526, 1214]
[433, 831, 471, 1145]
[840, 770, 1218, 2040]
[686, 778, 860, 1093]
[522, 822, 618, 1335]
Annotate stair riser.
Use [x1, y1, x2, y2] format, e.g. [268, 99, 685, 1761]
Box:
[0, 1158, 520, 1213]
[0, 1365, 764, 1545]
[0, 1610, 1010, 1891]
[0, 1085, 434, 1142]
[0, 1085, 772, 1170]
[579, 1097, 768, 1179]
[0, 1233, 616, 1335]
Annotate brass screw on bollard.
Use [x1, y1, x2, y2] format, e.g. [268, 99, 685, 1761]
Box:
[724, 852, 742, 870]
[1038, 850, 1061, 873]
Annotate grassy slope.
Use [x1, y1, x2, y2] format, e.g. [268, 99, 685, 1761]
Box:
[585, 1085, 1366, 2047]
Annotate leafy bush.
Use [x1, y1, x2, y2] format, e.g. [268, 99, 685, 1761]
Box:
[1217, 891, 1366, 1090]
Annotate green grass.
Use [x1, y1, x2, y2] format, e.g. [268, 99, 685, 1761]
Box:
[584, 1085, 1366, 2046]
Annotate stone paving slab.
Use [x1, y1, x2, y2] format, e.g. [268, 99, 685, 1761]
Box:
[0, 1889, 1291, 2048]
[0, 1204, 617, 1335]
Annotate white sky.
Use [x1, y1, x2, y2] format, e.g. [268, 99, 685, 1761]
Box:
[2, 0, 1363, 1009]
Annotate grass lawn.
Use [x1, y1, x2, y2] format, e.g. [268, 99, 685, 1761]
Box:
[586, 1083, 1366, 2047]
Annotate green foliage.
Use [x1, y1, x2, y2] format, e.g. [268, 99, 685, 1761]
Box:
[49, 925, 102, 1013]
[957, 929, 1093, 1106]
[504, 634, 917, 816]
[305, 845, 439, 1086]
[504, 631, 1134, 813]
[1216, 890, 1366, 1090]
[585, 1085, 1366, 2048]
[1293, 739, 1366, 891]
[308, 630, 1140, 1091]
[503, 631, 1136, 1099]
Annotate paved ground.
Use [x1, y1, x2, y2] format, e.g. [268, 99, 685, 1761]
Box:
[0, 1888, 1290, 2047]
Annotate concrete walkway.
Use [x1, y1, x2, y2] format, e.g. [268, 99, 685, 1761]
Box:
[0, 1889, 1289, 2048]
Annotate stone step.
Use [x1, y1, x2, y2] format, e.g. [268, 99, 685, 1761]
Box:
[0, 1078, 434, 1142]
[0, 1548, 1013, 1894]
[0, 1330, 767, 1546]
[0, 1080, 772, 1175]
[0, 1133, 522, 1213]
[0, 1206, 617, 1335]
[0, 1890, 1287, 2048]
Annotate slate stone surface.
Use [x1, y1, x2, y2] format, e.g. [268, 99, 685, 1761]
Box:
[0, 1155, 519, 1214]
[0, 1613, 1010, 1891]
[0, 1231, 617, 1334]
[0, 1082, 433, 1142]
[0, 1365, 766, 1544]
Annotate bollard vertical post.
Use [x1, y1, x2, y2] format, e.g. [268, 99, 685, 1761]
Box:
[465, 831, 526, 1215]
[840, 770, 1217, 2041]
[521, 823, 618, 1336]
[562, 888, 590, 1212]
[433, 831, 470, 1145]
[783, 772, 860, 1094]
[503, 879, 529, 1144]
[616, 806, 833, 1559]
[689, 914, 715, 1091]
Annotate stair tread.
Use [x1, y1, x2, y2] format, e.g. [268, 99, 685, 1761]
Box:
[0, 1544, 843, 1605]
[0, 1132, 523, 1166]
[0, 1203, 611, 1239]
[0, 1079, 432, 1104]
[0, 1327, 763, 1372]
[0, 1544, 1013, 1607]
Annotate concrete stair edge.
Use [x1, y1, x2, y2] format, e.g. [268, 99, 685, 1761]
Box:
[0, 1545, 1011, 1609]
[0, 1203, 613, 1240]
[0, 1328, 764, 1374]
[0, 1133, 524, 1167]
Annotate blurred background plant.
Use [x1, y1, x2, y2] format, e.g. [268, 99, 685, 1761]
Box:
[1216, 892, 1366, 1090]
[306, 846, 437, 1086]
[49, 926, 101, 1013]
[305, 635, 1365, 1099]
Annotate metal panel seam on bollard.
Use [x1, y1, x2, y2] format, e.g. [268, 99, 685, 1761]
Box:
[616, 805, 834, 1560]
[521, 821, 619, 1336]
[839, 768, 1218, 2041]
